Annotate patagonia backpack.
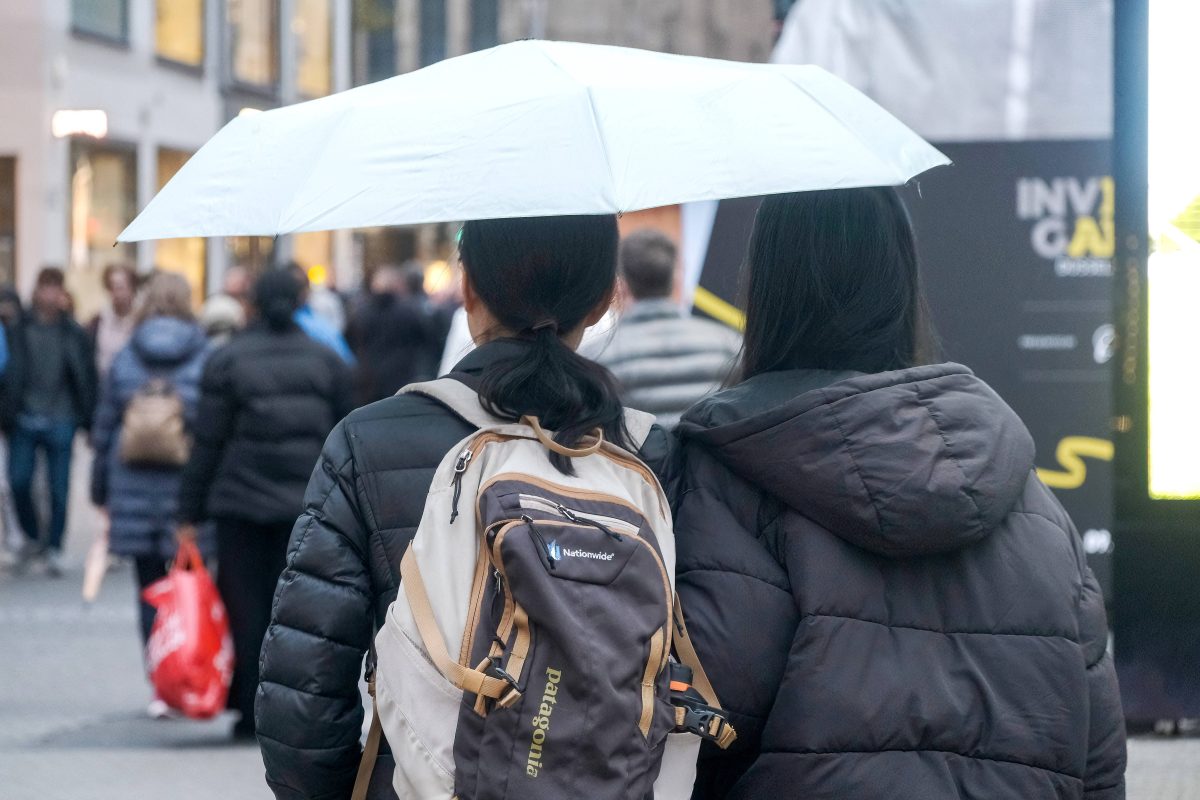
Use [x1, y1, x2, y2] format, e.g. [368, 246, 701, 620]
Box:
[119, 377, 191, 468]
[353, 379, 735, 800]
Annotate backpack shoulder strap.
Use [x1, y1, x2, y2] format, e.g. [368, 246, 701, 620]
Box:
[401, 378, 658, 452]
[398, 378, 507, 429]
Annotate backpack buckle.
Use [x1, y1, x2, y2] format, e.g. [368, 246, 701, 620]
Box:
[676, 705, 737, 749]
[485, 657, 523, 709]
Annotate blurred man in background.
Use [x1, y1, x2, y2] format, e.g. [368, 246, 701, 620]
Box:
[0, 267, 97, 575]
[586, 230, 741, 428]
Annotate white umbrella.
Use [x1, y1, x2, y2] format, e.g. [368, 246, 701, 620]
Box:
[118, 40, 948, 242]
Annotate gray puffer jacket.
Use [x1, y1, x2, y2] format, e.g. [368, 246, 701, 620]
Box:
[588, 299, 741, 429]
[91, 318, 209, 559]
[674, 363, 1126, 799]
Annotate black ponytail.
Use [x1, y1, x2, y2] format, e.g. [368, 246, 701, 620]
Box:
[461, 215, 629, 474]
[253, 269, 302, 333]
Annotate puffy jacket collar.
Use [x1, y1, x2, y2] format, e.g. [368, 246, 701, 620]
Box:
[678, 363, 1035, 557]
[130, 318, 208, 366]
[449, 338, 536, 382]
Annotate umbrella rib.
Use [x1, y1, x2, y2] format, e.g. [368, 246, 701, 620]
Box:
[533, 44, 618, 207]
[780, 71, 909, 186]
[583, 87, 618, 206]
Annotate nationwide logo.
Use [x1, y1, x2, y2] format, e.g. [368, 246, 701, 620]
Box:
[544, 539, 612, 562]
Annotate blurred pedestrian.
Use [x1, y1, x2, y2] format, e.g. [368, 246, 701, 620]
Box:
[201, 264, 252, 331]
[0, 267, 97, 576]
[177, 269, 352, 738]
[586, 229, 740, 428]
[288, 262, 354, 364]
[199, 293, 246, 347]
[88, 263, 138, 380]
[345, 264, 435, 406]
[673, 188, 1126, 798]
[90, 273, 210, 717]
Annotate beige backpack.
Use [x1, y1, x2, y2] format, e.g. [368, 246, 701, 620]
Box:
[119, 378, 191, 468]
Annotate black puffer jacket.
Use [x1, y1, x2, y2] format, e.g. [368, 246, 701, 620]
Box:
[674, 364, 1125, 800]
[178, 325, 353, 525]
[255, 339, 678, 800]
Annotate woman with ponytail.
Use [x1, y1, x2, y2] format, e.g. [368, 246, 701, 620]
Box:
[178, 269, 352, 738]
[255, 215, 677, 799]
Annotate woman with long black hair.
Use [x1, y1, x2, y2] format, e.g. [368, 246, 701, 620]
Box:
[256, 215, 677, 799]
[178, 269, 352, 738]
[673, 188, 1126, 799]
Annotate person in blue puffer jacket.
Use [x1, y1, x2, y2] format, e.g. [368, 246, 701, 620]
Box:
[91, 272, 211, 717]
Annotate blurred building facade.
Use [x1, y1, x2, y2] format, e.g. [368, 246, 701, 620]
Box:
[0, 1, 773, 312]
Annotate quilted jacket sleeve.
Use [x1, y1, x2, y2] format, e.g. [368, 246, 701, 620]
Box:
[256, 420, 376, 800]
[673, 443, 798, 798]
[1077, 560, 1127, 799]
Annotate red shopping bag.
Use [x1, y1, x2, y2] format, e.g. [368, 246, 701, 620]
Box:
[142, 537, 233, 719]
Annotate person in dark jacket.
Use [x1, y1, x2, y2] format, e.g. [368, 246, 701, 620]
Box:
[255, 215, 678, 800]
[674, 188, 1126, 800]
[586, 229, 742, 428]
[345, 264, 438, 406]
[177, 269, 353, 738]
[91, 273, 210, 716]
[0, 267, 97, 576]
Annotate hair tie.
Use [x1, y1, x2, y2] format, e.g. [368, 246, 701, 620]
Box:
[531, 319, 558, 333]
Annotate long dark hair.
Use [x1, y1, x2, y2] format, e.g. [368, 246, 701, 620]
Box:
[253, 269, 302, 333]
[460, 215, 627, 473]
[740, 187, 938, 379]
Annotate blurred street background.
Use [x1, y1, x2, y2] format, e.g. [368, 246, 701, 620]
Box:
[1, 0, 1199, 798]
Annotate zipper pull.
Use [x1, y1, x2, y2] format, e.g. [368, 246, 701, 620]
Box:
[449, 448, 473, 523]
[557, 503, 623, 541]
[523, 514, 556, 571]
[493, 568, 502, 597]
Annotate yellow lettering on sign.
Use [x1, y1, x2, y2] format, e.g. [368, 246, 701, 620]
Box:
[1036, 436, 1114, 490]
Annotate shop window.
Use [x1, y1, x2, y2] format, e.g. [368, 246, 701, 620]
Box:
[420, 0, 446, 66]
[227, 237, 275, 274]
[356, 226, 417, 278]
[352, 0, 397, 85]
[72, 0, 129, 43]
[227, 0, 279, 89]
[156, 0, 205, 68]
[0, 158, 15, 287]
[470, 0, 498, 51]
[156, 149, 207, 305]
[294, 0, 333, 97]
[69, 141, 137, 318]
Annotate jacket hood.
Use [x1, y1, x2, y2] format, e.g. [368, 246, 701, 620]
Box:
[678, 364, 1035, 557]
[130, 318, 208, 366]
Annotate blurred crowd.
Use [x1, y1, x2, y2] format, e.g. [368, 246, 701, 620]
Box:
[0, 227, 739, 734]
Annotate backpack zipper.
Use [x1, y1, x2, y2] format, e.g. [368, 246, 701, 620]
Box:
[516, 493, 638, 538]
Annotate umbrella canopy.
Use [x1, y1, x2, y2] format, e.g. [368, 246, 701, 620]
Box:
[118, 40, 948, 242]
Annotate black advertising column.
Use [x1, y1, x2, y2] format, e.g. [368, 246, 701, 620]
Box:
[1112, 0, 1200, 729]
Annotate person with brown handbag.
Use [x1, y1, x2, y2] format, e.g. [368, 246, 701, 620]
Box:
[91, 272, 211, 719]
